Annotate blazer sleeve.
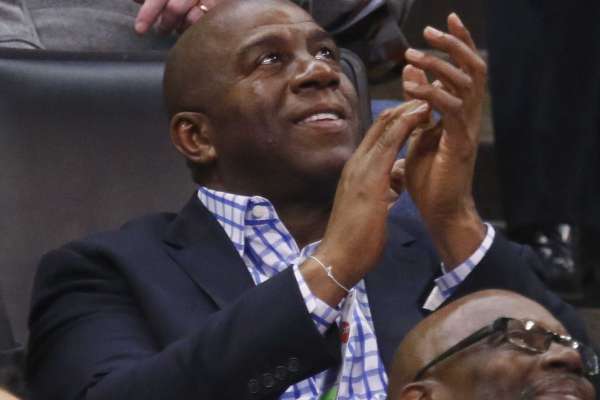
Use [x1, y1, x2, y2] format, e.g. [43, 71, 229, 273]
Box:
[448, 231, 589, 343]
[27, 244, 341, 400]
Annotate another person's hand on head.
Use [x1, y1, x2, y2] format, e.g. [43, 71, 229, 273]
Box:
[388, 290, 598, 400]
[133, 0, 220, 35]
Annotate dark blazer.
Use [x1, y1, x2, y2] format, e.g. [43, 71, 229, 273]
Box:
[27, 196, 586, 400]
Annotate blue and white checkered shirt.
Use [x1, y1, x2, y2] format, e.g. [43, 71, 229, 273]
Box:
[197, 186, 495, 399]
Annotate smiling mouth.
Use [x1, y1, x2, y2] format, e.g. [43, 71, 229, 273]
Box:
[532, 393, 584, 400]
[297, 112, 343, 125]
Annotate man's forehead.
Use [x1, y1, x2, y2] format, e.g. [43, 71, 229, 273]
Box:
[442, 296, 567, 339]
[238, 21, 331, 50]
[246, 20, 325, 34]
[242, 10, 315, 29]
[214, 1, 315, 33]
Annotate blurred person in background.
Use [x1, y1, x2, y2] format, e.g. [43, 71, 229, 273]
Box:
[0, 0, 414, 71]
[0, 0, 177, 50]
[486, 0, 600, 300]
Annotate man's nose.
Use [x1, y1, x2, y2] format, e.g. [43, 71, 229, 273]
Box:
[290, 57, 340, 93]
[539, 341, 585, 375]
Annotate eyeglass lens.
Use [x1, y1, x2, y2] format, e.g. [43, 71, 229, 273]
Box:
[505, 319, 599, 376]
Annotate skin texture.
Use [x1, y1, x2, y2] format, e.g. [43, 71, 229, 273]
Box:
[163, 0, 487, 307]
[387, 290, 596, 400]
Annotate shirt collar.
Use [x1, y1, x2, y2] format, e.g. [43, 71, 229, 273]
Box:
[197, 186, 321, 261]
[197, 186, 281, 258]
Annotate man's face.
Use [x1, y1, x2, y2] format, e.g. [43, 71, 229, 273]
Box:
[433, 313, 596, 400]
[200, 1, 360, 198]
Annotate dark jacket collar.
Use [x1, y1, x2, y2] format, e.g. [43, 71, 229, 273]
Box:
[163, 194, 254, 309]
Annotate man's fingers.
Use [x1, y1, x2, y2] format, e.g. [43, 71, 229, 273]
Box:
[378, 103, 430, 150]
[403, 64, 428, 86]
[359, 100, 424, 152]
[421, 26, 486, 84]
[404, 83, 477, 161]
[405, 48, 473, 96]
[178, 5, 204, 32]
[387, 188, 401, 211]
[135, 0, 198, 34]
[448, 13, 477, 51]
[372, 102, 431, 169]
[156, 0, 197, 34]
[403, 80, 475, 151]
[402, 65, 429, 100]
[389, 158, 405, 210]
[135, 0, 168, 34]
[407, 121, 443, 160]
[403, 81, 463, 118]
[390, 159, 406, 195]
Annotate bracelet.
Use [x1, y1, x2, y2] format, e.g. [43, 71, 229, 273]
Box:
[309, 255, 351, 294]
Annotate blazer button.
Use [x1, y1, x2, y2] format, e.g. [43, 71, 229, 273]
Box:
[262, 373, 275, 388]
[287, 357, 300, 373]
[275, 365, 288, 381]
[248, 378, 260, 394]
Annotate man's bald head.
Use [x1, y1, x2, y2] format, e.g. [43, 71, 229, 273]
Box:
[387, 290, 595, 400]
[163, 0, 359, 198]
[163, 0, 311, 117]
[390, 290, 561, 391]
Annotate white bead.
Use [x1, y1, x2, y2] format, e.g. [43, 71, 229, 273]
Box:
[252, 205, 268, 219]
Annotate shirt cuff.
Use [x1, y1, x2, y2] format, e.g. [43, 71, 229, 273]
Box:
[423, 223, 496, 311]
[293, 264, 342, 335]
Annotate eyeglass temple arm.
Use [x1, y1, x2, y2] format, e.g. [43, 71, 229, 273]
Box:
[413, 324, 498, 381]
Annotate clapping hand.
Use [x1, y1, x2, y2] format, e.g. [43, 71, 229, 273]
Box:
[399, 13, 488, 267]
[306, 100, 431, 306]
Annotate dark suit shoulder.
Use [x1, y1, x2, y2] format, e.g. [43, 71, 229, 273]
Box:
[56, 212, 177, 256]
[32, 211, 181, 307]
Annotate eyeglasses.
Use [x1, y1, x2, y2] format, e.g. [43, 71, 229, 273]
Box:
[414, 317, 599, 380]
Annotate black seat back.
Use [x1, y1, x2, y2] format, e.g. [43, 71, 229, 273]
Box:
[0, 50, 191, 341]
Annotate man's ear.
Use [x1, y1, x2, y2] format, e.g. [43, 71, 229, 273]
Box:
[398, 383, 427, 400]
[170, 112, 217, 165]
[394, 381, 441, 400]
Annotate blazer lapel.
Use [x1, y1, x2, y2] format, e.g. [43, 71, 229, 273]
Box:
[365, 220, 439, 371]
[163, 195, 254, 309]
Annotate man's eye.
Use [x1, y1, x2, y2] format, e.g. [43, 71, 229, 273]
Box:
[259, 53, 281, 65]
[315, 47, 336, 61]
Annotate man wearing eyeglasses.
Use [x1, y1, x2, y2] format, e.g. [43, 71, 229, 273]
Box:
[388, 289, 598, 400]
